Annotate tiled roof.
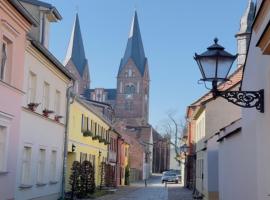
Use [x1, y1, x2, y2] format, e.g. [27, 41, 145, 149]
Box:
[105, 89, 117, 100]
[118, 11, 146, 76]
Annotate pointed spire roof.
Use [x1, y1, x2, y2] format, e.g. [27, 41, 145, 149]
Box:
[64, 13, 87, 76]
[118, 11, 146, 75]
[238, 0, 255, 34]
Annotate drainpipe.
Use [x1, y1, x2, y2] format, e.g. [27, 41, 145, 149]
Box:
[61, 85, 75, 199]
[116, 135, 120, 187]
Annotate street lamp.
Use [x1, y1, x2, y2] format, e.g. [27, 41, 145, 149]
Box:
[180, 144, 189, 156]
[194, 38, 264, 113]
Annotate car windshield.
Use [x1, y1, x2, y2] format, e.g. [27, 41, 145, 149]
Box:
[164, 172, 176, 176]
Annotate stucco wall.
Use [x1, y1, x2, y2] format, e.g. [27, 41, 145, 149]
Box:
[240, 3, 270, 199]
[0, 1, 31, 199]
[15, 44, 70, 200]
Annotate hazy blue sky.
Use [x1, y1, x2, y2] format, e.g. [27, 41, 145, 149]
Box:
[46, 0, 249, 129]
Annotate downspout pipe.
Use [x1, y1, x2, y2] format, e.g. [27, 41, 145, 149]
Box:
[61, 85, 75, 199]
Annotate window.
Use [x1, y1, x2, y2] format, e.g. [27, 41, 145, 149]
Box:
[42, 82, 50, 109]
[54, 90, 61, 115]
[124, 84, 136, 94]
[125, 101, 133, 111]
[0, 37, 12, 83]
[28, 72, 37, 104]
[21, 146, 32, 185]
[50, 150, 57, 182]
[37, 149, 46, 184]
[128, 69, 132, 77]
[80, 153, 87, 163]
[0, 126, 7, 171]
[120, 82, 123, 93]
[81, 114, 84, 132]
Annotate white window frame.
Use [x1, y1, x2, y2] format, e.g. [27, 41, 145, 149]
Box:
[37, 148, 46, 184]
[42, 81, 50, 110]
[50, 149, 57, 183]
[28, 71, 37, 104]
[54, 90, 61, 115]
[0, 112, 11, 173]
[21, 145, 32, 186]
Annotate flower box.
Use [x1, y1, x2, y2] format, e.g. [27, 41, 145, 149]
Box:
[92, 135, 99, 140]
[27, 103, 39, 111]
[42, 109, 54, 117]
[54, 115, 63, 122]
[83, 130, 93, 137]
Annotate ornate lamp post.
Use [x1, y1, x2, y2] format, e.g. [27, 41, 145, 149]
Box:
[194, 38, 264, 113]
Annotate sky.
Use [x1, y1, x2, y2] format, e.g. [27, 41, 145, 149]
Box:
[45, 0, 249, 129]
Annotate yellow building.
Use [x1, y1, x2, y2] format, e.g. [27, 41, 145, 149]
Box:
[66, 97, 111, 190]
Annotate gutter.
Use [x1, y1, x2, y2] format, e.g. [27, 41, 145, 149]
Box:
[61, 84, 75, 199]
[9, 0, 39, 26]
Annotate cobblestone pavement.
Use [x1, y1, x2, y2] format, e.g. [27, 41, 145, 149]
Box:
[96, 174, 193, 200]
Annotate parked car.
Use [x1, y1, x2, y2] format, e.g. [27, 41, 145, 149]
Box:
[161, 171, 179, 183]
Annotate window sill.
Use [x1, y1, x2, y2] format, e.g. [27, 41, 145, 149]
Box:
[49, 181, 58, 185]
[36, 182, 47, 187]
[19, 184, 33, 189]
[0, 171, 8, 175]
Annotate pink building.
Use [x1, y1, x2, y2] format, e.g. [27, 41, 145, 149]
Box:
[0, 1, 36, 199]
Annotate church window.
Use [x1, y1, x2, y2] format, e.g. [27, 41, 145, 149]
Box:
[137, 82, 140, 93]
[125, 101, 133, 111]
[120, 82, 123, 93]
[124, 84, 136, 94]
[128, 69, 132, 77]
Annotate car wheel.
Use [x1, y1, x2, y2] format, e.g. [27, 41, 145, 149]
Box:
[175, 181, 179, 184]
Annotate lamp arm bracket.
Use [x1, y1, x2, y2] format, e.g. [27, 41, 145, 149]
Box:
[218, 89, 264, 113]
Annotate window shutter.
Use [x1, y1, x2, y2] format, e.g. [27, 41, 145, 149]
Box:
[81, 114, 84, 131]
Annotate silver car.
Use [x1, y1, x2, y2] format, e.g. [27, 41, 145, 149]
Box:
[161, 171, 179, 183]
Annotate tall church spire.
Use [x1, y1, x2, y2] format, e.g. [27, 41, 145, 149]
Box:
[64, 13, 88, 76]
[236, 0, 255, 68]
[118, 11, 146, 76]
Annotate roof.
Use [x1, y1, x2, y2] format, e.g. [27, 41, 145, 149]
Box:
[87, 88, 117, 101]
[118, 11, 147, 76]
[64, 14, 88, 77]
[237, 0, 255, 35]
[19, 0, 62, 20]
[9, 0, 38, 26]
[29, 38, 74, 80]
[104, 89, 117, 100]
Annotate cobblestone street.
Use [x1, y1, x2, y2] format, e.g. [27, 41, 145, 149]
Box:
[96, 174, 193, 200]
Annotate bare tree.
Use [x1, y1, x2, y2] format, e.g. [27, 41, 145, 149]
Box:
[159, 110, 187, 166]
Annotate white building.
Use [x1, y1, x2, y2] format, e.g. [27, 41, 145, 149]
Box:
[218, 0, 270, 199]
[15, 1, 73, 199]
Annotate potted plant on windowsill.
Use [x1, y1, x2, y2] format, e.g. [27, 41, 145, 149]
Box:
[27, 103, 40, 111]
[92, 135, 100, 141]
[42, 109, 54, 117]
[104, 140, 110, 145]
[83, 130, 93, 137]
[54, 115, 63, 122]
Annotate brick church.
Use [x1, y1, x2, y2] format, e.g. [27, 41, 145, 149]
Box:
[64, 11, 170, 180]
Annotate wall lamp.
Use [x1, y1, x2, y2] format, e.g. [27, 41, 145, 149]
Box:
[194, 38, 264, 113]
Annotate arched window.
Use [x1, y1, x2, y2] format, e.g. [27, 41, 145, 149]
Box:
[124, 84, 136, 94]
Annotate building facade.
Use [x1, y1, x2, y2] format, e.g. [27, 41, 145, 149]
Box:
[0, 1, 36, 199]
[66, 98, 110, 189]
[14, 1, 74, 199]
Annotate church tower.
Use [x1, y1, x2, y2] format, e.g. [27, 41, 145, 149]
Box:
[64, 14, 90, 94]
[235, 0, 255, 68]
[115, 11, 150, 126]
